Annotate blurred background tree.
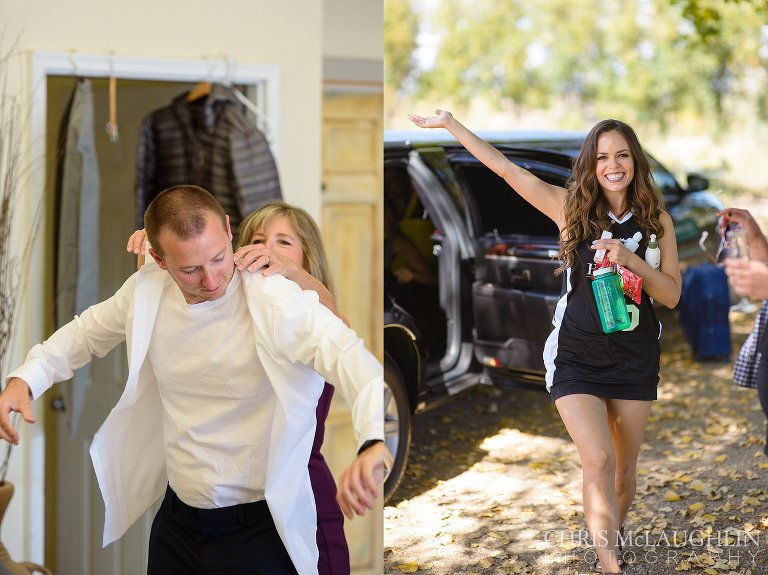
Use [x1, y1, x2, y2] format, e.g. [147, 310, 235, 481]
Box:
[384, 0, 418, 107]
[385, 0, 768, 196]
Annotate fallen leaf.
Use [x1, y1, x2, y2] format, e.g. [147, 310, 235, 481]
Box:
[664, 490, 683, 502]
[687, 502, 705, 514]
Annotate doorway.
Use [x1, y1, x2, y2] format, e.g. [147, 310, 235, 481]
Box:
[32, 52, 279, 574]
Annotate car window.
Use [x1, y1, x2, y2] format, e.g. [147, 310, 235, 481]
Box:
[385, 163, 426, 221]
[454, 164, 561, 237]
[648, 157, 682, 202]
[417, 148, 470, 223]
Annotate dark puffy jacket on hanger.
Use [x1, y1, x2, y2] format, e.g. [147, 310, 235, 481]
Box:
[134, 83, 281, 236]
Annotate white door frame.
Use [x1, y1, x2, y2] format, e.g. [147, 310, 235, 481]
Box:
[21, 50, 280, 561]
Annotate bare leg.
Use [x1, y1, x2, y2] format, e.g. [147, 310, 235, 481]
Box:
[555, 394, 622, 574]
[607, 399, 652, 527]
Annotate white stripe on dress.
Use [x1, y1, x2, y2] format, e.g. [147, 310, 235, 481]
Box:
[544, 267, 572, 392]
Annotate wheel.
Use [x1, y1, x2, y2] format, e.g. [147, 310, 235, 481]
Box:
[383, 353, 412, 502]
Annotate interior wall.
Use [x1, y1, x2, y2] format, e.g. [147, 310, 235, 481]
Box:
[323, 0, 383, 60]
[2, 1, 323, 563]
[5, 1, 322, 214]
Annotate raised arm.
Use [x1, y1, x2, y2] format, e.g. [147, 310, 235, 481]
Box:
[408, 109, 567, 228]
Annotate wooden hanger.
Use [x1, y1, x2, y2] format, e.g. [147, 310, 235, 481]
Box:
[187, 81, 212, 102]
[105, 52, 119, 143]
[68, 51, 82, 78]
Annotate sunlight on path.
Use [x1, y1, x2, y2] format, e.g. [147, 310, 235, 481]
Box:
[385, 311, 768, 575]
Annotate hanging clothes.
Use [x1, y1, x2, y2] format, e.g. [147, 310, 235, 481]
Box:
[134, 83, 282, 239]
[54, 78, 101, 436]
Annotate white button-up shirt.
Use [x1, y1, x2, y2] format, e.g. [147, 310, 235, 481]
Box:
[10, 259, 383, 575]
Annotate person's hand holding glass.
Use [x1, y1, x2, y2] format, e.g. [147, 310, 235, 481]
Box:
[720, 212, 768, 304]
[720, 223, 757, 312]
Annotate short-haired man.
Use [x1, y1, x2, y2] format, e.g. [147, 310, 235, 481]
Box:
[0, 185, 385, 575]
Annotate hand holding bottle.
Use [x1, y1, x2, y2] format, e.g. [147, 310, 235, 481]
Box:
[591, 236, 636, 267]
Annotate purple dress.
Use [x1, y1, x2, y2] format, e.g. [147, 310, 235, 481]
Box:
[310, 382, 350, 575]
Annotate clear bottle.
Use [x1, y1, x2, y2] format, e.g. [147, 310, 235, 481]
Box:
[592, 265, 631, 333]
[624, 231, 642, 253]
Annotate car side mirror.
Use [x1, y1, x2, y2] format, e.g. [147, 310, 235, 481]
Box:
[686, 173, 709, 193]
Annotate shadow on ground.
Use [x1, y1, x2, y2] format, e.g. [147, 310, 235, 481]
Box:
[385, 307, 768, 575]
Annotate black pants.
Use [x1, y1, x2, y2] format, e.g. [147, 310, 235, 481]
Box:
[757, 354, 768, 456]
[147, 485, 299, 575]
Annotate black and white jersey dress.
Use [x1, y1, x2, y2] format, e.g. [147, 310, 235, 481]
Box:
[544, 212, 661, 401]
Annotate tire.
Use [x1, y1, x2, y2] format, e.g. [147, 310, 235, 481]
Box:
[384, 353, 412, 502]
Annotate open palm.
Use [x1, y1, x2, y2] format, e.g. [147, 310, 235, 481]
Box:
[407, 109, 453, 129]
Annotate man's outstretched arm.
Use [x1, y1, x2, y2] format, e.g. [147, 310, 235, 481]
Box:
[0, 273, 137, 445]
[0, 378, 35, 445]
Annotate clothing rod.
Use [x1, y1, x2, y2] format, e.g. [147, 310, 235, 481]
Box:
[34, 51, 278, 84]
[31, 50, 282, 156]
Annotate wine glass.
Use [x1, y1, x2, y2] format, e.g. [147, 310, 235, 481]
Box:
[721, 224, 758, 313]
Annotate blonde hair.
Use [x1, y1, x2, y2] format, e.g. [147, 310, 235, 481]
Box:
[237, 201, 335, 295]
[558, 119, 665, 274]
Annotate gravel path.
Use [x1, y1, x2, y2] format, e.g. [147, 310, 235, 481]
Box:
[384, 307, 768, 575]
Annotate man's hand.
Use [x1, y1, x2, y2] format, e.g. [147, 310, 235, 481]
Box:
[336, 441, 390, 519]
[393, 267, 415, 284]
[19, 561, 54, 575]
[0, 378, 35, 445]
[725, 258, 768, 299]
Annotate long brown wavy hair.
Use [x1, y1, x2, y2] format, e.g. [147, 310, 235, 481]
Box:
[558, 119, 665, 274]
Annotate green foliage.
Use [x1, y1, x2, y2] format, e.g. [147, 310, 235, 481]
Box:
[671, 0, 768, 45]
[384, 0, 419, 93]
[387, 0, 768, 133]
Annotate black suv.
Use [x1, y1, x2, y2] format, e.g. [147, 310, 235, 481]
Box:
[383, 130, 723, 499]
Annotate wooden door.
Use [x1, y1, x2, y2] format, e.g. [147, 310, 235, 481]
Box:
[321, 92, 383, 575]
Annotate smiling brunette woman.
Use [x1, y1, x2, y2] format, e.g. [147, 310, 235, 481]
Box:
[409, 110, 681, 575]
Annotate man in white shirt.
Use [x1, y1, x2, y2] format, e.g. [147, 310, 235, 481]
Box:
[0, 185, 386, 575]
